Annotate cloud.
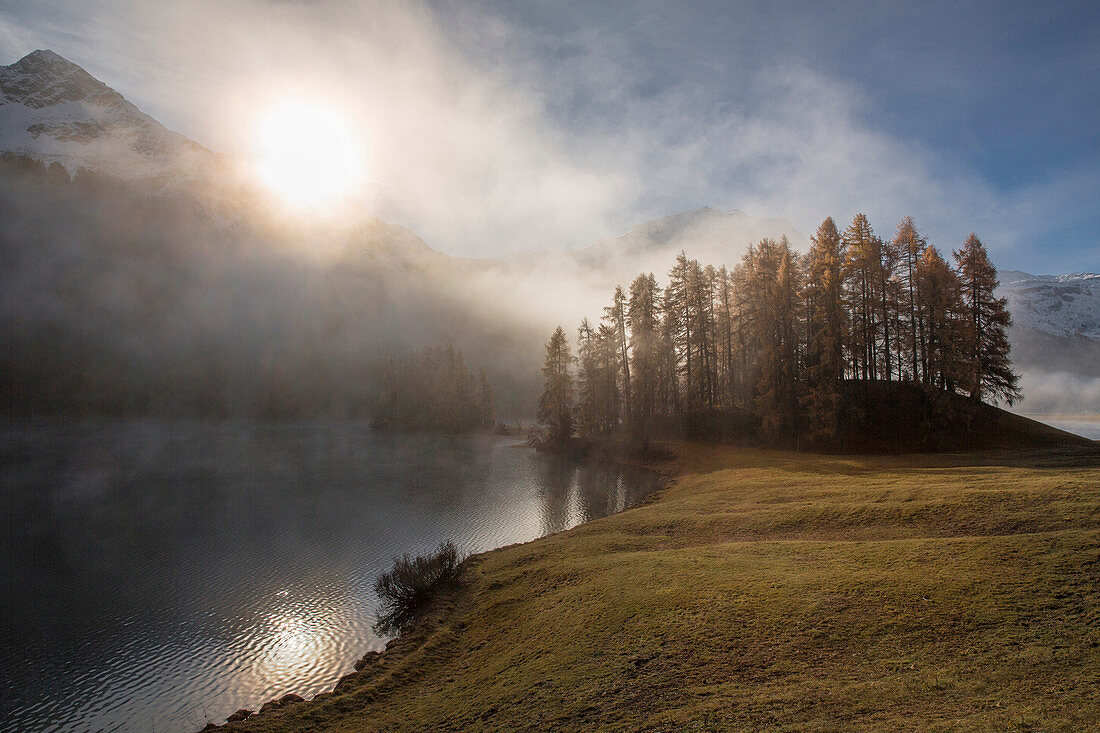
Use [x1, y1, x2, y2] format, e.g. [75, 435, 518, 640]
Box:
[0, 0, 1092, 266]
[1017, 370, 1100, 413]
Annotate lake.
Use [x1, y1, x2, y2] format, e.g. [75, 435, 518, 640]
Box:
[0, 420, 660, 733]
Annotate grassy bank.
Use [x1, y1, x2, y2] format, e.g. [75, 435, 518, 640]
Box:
[225, 441, 1100, 732]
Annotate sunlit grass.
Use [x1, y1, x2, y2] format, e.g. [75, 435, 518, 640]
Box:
[232, 443, 1100, 731]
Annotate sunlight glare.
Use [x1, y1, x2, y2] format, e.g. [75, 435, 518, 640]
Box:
[255, 100, 364, 208]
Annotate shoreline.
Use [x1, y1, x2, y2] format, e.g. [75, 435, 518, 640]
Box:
[205, 438, 1100, 731]
[200, 439, 679, 731]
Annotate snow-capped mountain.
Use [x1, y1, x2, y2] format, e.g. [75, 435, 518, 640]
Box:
[1000, 271, 1100, 342]
[0, 49, 214, 179]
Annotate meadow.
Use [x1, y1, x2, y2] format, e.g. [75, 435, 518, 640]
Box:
[225, 438, 1100, 731]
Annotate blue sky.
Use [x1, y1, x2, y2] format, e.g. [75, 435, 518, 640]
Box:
[450, 0, 1099, 270]
[1, 0, 1097, 271]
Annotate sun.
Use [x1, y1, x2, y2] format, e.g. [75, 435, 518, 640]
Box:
[254, 100, 364, 208]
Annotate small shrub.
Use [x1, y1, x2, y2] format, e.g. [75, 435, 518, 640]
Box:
[372, 540, 463, 635]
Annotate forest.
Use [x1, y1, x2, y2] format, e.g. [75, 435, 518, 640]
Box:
[373, 345, 494, 432]
[536, 214, 1020, 450]
[0, 153, 534, 419]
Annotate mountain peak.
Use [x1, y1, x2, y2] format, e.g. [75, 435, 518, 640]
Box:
[19, 49, 67, 64]
[18, 49, 76, 66]
[1, 49, 125, 111]
[0, 49, 212, 179]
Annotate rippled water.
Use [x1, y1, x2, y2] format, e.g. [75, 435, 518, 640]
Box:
[0, 420, 659, 733]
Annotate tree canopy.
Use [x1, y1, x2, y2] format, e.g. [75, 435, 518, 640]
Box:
[536, 214, 1020, 449]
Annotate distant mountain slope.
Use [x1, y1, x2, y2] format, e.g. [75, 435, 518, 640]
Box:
[0, 50, 214, 179]
[0, 51, 537, 418]
[997, 271, 1100, 413]
[1000, 271, 1100, 341]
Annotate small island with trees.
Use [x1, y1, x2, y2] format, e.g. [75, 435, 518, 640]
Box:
[535, 213, 1033, 454]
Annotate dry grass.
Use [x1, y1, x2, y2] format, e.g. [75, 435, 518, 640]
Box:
[227, 443, 1100, 732]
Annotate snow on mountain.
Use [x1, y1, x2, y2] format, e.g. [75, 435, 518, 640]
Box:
[0, 49, 214, 179]
[999, 270, 1100, 341]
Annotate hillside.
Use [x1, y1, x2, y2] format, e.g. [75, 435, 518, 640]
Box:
[0, 50, 214, 180]
[0, 159, 542, 418]
[0, 50, 544, 419]
[211, 439, 1100, 731]
[997, 271, 1100, 414]
[833, 382, 1095, 453]
[1000, 271, 1100, 341]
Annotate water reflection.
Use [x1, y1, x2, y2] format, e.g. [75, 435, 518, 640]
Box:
[538, 455, 576, 535]
[0, 420, 659, 733]
[536, 457, 655, 535]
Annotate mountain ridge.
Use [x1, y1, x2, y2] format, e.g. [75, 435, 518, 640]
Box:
[0, 49, 213, 179]
[1000, 270, 1100, 342]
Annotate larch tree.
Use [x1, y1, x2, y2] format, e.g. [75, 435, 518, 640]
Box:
[537, 326, 575, 445]
[954, 234, 1022, 404]
[753, 238, 801, 441]
[627, 273, 661, 435]
[894, 216, 927, 382]
[715, 266, 737, 408]
[842, 213, 880, 381]
[604, 285, 632, 425]
[916, 246, 967, 391]
[575, 319, 602, 436]
[876, 234, 900, 381]
[664, 252, 692, 411]
[802, 217, 847, 443]
[686, 258, 717, 410]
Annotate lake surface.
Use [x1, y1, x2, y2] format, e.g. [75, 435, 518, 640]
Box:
[0, 420, 660, 733]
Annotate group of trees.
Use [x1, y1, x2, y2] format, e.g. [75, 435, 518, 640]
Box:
[375, 345, 494, 432]
[536, 214, 1020, 447]
[0, 151, 111, 188]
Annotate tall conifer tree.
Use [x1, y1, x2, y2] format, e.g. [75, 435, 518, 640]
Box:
[802, 217, 846, 442]
[627, 273, 661, 435]
[915, 247, 966, 391]
[954, 234, 1021, 404]
[842, 213, 880, 380]
[894, 216, 927, 381]
[537, 326, 575, 445]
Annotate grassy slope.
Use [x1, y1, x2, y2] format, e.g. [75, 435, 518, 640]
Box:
[232, 443, 1100, 732]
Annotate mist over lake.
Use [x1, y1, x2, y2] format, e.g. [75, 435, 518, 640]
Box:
[0, 420, 659, 733]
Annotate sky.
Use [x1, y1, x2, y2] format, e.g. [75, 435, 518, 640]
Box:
[0, 0, 1097, 271]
